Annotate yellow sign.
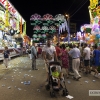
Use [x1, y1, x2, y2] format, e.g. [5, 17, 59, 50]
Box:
[89, 0, 98, 9]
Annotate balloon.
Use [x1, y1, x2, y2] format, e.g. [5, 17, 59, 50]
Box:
[85, 34, 88, 37]
[90, 35, 95, 39]
[96, 34, 100, 39]
[94, 28, 99, 32]
[86, 37, 90, 41]
[90, 39, 93, 42]
[90, 35, 93, 38]
[91, 31, 96, 35]
[87, 41, 90, 44]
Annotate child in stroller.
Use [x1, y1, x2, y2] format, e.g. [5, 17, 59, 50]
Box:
[45, 61, 68, 97]
[51, 66, 64, 89]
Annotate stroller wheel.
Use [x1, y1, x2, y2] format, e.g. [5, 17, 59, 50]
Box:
[50, 91, 55, 97]
[62, 89, 69, 96]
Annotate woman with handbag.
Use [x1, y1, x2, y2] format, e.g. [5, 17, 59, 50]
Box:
[59, 44, 69, 78]
[2, 46, 10, 69]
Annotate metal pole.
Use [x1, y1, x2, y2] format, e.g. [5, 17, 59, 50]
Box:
[58, 33, 60, 43]
[68, 16, 70, 44]
[57, 25, 60, 43]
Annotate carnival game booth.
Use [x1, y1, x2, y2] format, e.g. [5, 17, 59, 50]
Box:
[61, 36, 79, 46]
[0, 0, 26, 60]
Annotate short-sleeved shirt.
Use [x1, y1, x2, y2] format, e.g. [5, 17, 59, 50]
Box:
[42, 45, 56, 61]
[83, 47, 90, 60]
[69, 47, 81, 58]
[4, 50, 10, 58]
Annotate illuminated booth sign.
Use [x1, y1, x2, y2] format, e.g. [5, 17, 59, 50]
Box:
[30, 14, 66, 43]
[0, 0, 16, 15]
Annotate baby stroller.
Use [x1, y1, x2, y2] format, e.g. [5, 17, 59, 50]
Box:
[45, 61, 69, 97]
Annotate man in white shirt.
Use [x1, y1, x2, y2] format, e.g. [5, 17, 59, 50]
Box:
[42, 39, 58, 81]
[83, 43, 91, 74]
[69, 44, 81, 80]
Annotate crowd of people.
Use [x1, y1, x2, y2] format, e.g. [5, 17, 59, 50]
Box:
[26, 39, 100, 82]
[2, 40, 100, 82]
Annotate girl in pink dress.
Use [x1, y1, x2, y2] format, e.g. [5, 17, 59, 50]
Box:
[59, 44, 69, 78]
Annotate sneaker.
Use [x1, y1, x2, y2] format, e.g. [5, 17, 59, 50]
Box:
[76, 76, 81, 80]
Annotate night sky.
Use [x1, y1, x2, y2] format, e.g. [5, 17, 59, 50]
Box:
[10, 0, 90, 38]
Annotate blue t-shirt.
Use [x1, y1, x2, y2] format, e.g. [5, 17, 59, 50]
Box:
[93, 50, 100, 66]
[4, 50, 10, 58]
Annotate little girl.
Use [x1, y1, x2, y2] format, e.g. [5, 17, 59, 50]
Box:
[51, 66, 63, 88]
[2, 46, 10, 69]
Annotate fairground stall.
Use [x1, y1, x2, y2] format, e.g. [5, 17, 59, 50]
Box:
[78, 0, 100, 46]
[0, 0, 26, 60]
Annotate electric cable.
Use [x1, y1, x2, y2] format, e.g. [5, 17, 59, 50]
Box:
[69, 0, 86, 15]
[70, 0, 88, 18]
[66, 0, 76, 12]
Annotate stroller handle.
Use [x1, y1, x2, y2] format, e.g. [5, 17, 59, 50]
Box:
[49, 61, 61, 66]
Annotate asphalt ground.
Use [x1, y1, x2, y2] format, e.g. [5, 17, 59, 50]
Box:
[0, 56, 100, 100]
